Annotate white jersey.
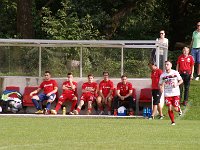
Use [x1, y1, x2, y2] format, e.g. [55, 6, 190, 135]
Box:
[159, 69, 182, 97]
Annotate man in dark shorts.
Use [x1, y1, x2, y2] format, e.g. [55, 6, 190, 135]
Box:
[148, 62, 164, 119]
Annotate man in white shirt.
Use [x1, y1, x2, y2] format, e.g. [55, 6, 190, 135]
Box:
[159, 60, 183, 125]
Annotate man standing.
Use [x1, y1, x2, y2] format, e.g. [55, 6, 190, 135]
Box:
[159, 61, 183, 125]
[96, 71, 114, 115]
[73, 74, 98, 115]
[30, 71, 58, 114]
[176, 47, 194, 106]
[113, 75, 135, 116]
[51, 72, 78, 115]
[190, 22, 200, 80]
[148, 62, 164, 119]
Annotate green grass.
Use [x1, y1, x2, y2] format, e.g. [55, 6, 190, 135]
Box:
[0, 117, 200, 150]
[0, 81, 199, 150]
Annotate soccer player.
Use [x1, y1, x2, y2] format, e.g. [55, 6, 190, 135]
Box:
[73, 74, 98, 115]
[159, 60, 183, 125]
[176, 47, 194, 106]
[96, 71, 114, 115]
[148, 62, 164, 119]
[113, 75, 135, 116]
[51, 72, 78, 115]
[30, 71, 58, 114]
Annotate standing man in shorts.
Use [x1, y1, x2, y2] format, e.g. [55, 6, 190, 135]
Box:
[51, 72, 78, 115]
[176, 47, 194, 106]
[148, 62, 164, 119]
[159, 61, 183, 125]
[73, 74, 98, 115]
[190, 21, 200, 80]
[96, 71, 114, 115]
[30, 71, 58, 114]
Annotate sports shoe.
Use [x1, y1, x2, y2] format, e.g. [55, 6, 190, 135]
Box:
[73, 110, 79, 115]
[195, 77, 199, 81]
[35, 110, 43, 114]
[171, 122, 175, 125]
[99, 111, 104, 115]
[179, 108, 182, 116]
[51, 109, 57, 115]
[107, 111, 111, 115]
[69, 111, 74, 115]
[158, 115, 164, 120]
[148, 116, 154, 120]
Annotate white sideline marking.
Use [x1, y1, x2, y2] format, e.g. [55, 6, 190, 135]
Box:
[0, 113, 143, 119]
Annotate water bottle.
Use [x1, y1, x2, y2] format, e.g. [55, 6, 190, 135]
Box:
[62, 107, 66, 115]
[148, 108, 152, 118]
[143, 107, 146, 117]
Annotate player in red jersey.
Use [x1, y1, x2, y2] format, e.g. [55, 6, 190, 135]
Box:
[176, 47, 194, 106]
[96, 71, 114, 115]
[148, 62, 164, 119]
[113, 75, 135, 116]
[30, 71, 58, 114]
[73, 74, 98, 115]
[159, 61, 183, 125]
[51, 72, 78, 115]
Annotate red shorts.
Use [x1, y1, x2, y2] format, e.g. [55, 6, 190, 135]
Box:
[81, 93, 95, 102]
[58, 93, 77, 103]
[165, 96, 180, 107]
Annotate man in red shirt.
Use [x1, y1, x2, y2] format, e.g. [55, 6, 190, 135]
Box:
[148, 62, 164, 119]
[51, 72, 78, 115]
[30, 71, 58, 114]
[96, 71, 114, 115]
[113, 75, 135, 116]
[73, 74, 98, 115]
[176, 47, 194, 106]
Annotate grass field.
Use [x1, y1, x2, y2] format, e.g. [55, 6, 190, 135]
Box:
[0, 81, 200, 150]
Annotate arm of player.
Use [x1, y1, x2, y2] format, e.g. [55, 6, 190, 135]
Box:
[30, 88, 41, 97]
[47, 87, 58, 97]
[124, 89, 132, 99]
[116, 89, 124, 100]
[191, 65, 194, 79]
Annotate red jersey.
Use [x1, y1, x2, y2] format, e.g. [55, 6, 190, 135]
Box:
[99, 80, 114, 97]
[39, 80, 58, 94]
[82, 82, 98, 95]
[151, 68, 163, 89]
[177, 54, 194, 74]
[62, 81, 77, 95]
[117, 82, 132, 96]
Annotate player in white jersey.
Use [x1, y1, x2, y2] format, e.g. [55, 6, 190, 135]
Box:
[159, 60, 183, 125]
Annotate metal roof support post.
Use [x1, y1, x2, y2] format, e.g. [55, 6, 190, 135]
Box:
[156, 46, 160, 69]
[39, 45, 42, 77]
[80, 46, 83, 78]
[121, 46, 124, 76]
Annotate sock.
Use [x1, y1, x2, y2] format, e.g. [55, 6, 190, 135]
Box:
[70, 100, 77, 112]
[46, 102, 51, 110]
[88, 108, 92, 111]
[32, 99, 41, 110]
[55, 102, 62, 112]
[168, 110, 175, 123]
[99, 106, 104, 111]
[107, 105, 111, 111]
[76, 107, 81, 113]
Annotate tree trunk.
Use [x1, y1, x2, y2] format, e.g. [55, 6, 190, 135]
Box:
[17, 0, 35, 38]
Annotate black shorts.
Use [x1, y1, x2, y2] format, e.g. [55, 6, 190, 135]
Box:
[152, 89, 161, 105]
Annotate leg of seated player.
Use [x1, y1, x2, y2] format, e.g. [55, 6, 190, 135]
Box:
[113, 96, 120, 116]
[52, 94, 67, 114]
[74, 100, 85, 115]
[45, 94, 56, 114]
[127, 96, 134, 115]
[87, 100, 93, 115]
[70, 96, 77, 112]
[96, 96, 104, 112]
[107, 96, 112, 115]
[32, 94, 44, 113]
